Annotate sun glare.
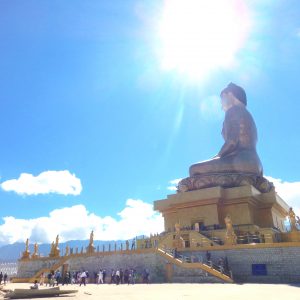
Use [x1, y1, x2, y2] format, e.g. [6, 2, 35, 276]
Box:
[157, 0, 251, 80]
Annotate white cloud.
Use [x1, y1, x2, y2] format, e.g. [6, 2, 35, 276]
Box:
[0, 199, 164, 245]
[266, 176, 300, 216]
[0, 170, 82, 196]
[167, 178, 182, 191]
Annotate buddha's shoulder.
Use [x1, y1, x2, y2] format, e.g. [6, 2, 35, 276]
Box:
[226, 105, 250, 118]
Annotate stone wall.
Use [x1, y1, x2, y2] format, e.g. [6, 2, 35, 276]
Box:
[172, 264, 223, 283]
[17, 258, 60, 278]
[66, 252, 166, 283]
[16, 251, 224, 283]
[16, 246, 300, 283]
[181, 245, 300, 283]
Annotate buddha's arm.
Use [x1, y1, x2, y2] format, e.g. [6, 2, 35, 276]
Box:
[218, 113, 240, 158]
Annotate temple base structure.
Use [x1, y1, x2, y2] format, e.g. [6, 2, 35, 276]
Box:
[154, 185, 290, 243]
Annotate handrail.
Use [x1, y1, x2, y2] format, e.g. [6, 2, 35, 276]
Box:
[160, 247, 232, 279]
[156, 247, 233, 283]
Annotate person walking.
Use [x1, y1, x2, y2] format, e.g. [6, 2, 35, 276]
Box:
[120, 269, 124, 284]
[124, 269, 129, 284]
[103, 269, 107, 283]
[55, 270, 61, 286]
[206, 251, 211, 263]
[97, 270, 103, 284]
[3, 273, 8, 285]
[79, 271, 87, 286]
[110, 269, 115, 284]
[143, 269, 150, 284]
[115, 269, 120, 285]
[39, 272, 45, 286]
[131, 240, 136, 250]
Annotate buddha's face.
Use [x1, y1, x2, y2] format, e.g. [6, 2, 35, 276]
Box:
[221, 92, 242, 111]
[221, 92, 234, 112]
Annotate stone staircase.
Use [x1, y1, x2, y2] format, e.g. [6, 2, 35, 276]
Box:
[188, 230, 220, 247]
[156, 247, 233, 283]
[29, 256, 70, 283]
[12, 256, 70, 283]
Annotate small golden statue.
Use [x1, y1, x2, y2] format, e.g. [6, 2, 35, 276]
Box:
[224, 214, 237, 245]
[175, 223, 181, 233]
[172, 223, 185, 249]
[65, 245, 70, 256]
[25, 238, 29, 252]
[90, 230, 94, 245]
[21, 238, 30, 259]
[55, 235, 59, 246]
[31, 243, 39, 259]
[288, 208, 299, 232]
[86, 230, 96, 254]
[50, 241, 55, 252]
[49, 235, 60, 257]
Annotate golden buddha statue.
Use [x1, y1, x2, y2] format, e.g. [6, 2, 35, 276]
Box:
[178, 83, 273, 193]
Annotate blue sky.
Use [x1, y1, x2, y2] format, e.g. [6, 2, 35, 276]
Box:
[0, 0, 300, 245]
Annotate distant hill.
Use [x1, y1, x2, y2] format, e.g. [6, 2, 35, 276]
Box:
[0, 238, 138, 262]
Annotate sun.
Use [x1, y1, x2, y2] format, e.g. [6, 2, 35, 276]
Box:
[157, 0, 251, 80]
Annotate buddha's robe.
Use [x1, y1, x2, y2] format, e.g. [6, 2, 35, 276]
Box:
[189, 105, 263, 176]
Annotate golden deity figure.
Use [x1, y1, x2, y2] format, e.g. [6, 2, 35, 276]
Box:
[21, 238, 30, 259]
[288, 208, 299, 232]
[173, 223, 185, 249]
[86, 230, 96, 254]
[25, 238, 29, 252]
[31, 243, 39, 258]
[178, 83, 274, 194]
[89, 230, 94, 246]
[224, 214, 237, 245]
[49, 235, 60, 257]
[55, 235, 59, 247]
[65, 245, 70, 256]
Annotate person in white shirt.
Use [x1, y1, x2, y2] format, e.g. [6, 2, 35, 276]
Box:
[97, 270, 103, 284]
[79, 271, 87, 286]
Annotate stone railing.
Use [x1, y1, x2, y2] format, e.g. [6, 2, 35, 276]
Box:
[0, 262, 18, 276]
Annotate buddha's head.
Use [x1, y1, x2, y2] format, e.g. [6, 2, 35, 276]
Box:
[220, 82, 247, 112]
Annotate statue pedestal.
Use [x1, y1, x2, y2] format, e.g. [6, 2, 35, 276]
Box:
[225, 233, 237, 245]
[154, 185, 289, 236]
[49, 248, 60, 258]
[86, 244, 95, 254]
[287, 231, 300, 242]
[21, 251, 30, 260]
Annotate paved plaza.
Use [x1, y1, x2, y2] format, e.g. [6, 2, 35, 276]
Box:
[2, 283, 300, 300]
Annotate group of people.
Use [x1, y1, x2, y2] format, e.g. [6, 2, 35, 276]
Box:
[40, 270, 90, 286]
[0, 272, 8, 285]
[206, 251, 230, 275]
[96, 268, 149, 285]
[38, 268, 150, 286]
